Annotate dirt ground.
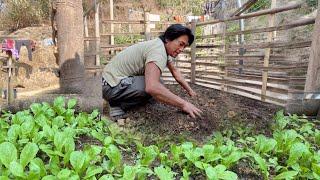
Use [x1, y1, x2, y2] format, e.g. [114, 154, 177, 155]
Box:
[112, 84, 282, 143]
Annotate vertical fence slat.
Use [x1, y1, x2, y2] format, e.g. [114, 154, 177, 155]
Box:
[221, 22, 227, 91]
[84, 15, 89, 50]
[190, 20, 196, 84]
[94, 0, 100, 66]
[110, 0, 114, 54]
[261, 0, 277, 101]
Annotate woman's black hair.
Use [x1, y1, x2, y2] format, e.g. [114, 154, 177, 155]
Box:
[159, 24, 194, 45]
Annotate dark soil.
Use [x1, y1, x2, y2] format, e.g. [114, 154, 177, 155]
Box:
[122, 84, 282, 143]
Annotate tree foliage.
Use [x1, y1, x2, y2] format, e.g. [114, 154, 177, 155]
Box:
[0, 0, 51, 32]
[247, 0, 271, 13]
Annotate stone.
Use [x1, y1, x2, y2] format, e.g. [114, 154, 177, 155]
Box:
[117, 118, 126, 126]
[227, 111, 236, 118]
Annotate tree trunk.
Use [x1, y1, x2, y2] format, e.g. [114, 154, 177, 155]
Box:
[286, 4, 320, 116]
[56, 0, 85, 94]
[303, 4, 320, 116]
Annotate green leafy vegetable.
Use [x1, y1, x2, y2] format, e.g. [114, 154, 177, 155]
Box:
[154, 166, 175, 180]
[70, 151, 86, 174]
[20, 142, 39, 168]
[9, 161, 25, 178]
[0, 142, 17, 168]
[274, 171, 298, 179]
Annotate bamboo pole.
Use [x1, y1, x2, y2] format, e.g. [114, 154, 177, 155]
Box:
[190, 20, 196, 84]
[195, 76, 289, 94]
[102, 20, 144, 24]
[194, 80, 287, 105]
[94, 0, 100, 66]
[129, 24, 133, 43]
[102, 20, 177, 25]
[197, 2, 303, 26]
[262, 0, 277, 101]
[222, 22, 228, 92]
[194, 62, 307, 71]
[101, 31, 163, 36]
[231, 0, 258, 17]
[110, 0, 114, 53]
[84, 15, 90, 50]
[197, 17, 315, 38]
[196, 40, 312, 50]
[237, 0, 245, 76]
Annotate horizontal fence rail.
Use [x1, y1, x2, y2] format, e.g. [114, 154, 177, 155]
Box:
[197, 2, 304, 26]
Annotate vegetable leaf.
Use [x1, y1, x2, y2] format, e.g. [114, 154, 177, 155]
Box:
[67, 99, 77, 109]
[0, 142, 17, 168]
[105, 144, 122, 167]
[122, 165, 137, 180]
[70, 151, 86, 174]
[274, 171, 298, 179]
[154, 166, 175, 180]
[20, 142, 39, 168]
[9, 161, 25, 178]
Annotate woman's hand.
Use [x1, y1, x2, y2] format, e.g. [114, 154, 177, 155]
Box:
[188, 89, 197, 97]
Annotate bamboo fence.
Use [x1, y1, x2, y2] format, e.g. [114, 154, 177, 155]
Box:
[84, 0, 318, 109]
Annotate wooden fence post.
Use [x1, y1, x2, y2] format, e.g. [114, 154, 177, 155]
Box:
[94, 0, 100, 66]
[144, 11, 151, 40]
[6, 56, 14, 105]
[261, 0, 277, 101]
[190, 20, 196, 84]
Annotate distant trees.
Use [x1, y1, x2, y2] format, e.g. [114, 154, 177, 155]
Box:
[155, 0, 205, 15]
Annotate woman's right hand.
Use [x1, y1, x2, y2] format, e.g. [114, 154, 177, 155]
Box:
[181, 101, 202, 118]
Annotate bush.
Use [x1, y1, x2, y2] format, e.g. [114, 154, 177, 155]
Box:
[307, 0, 318, 7]
[0, 0, 51, 32]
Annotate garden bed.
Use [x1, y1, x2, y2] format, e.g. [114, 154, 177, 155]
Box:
[0, 86, 319, 179]
[123, 84, 281, 142]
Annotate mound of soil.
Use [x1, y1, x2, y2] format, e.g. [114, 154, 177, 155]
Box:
[0, 26, 58, 93]
[122, 84, 282, 142]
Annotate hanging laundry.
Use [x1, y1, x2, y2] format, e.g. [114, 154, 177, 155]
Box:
[14, 40, 36, 61]
[0, 39, 36, 61]
[0, 39, 19, 60]
[173, 15, 184, 23]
